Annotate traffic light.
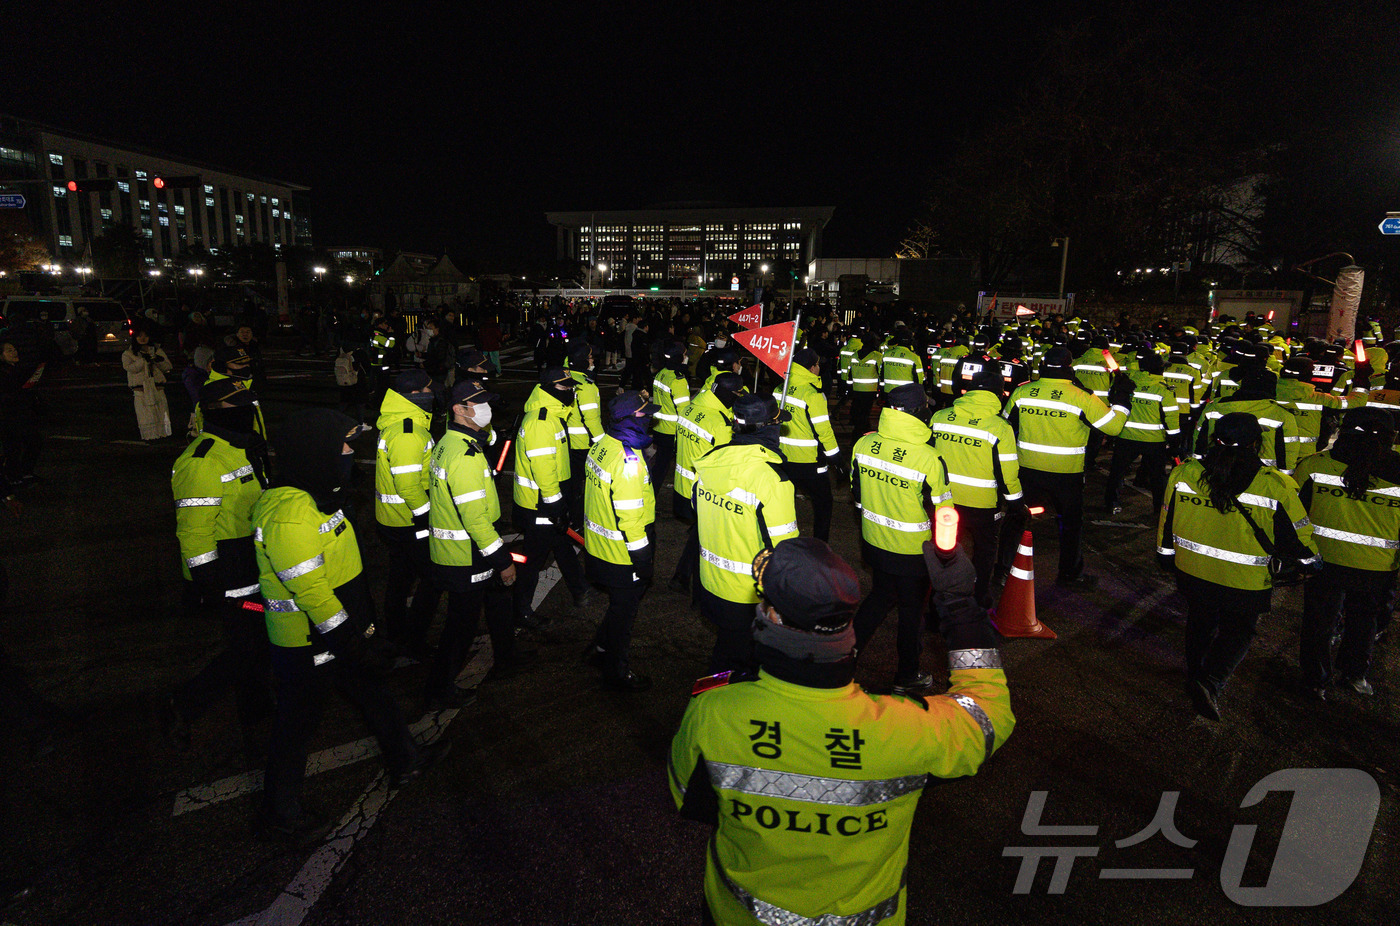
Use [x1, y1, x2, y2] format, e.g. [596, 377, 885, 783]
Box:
[66, 179, 116, 193]
[152, 175, 200, 190]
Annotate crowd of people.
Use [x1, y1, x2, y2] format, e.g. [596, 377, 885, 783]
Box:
[5, 291, 1396, 924]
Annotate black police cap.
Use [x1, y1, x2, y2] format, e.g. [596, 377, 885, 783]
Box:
[752, 538, 860, 633]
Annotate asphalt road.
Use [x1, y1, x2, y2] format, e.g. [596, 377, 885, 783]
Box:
[0, 337, 1394, 926]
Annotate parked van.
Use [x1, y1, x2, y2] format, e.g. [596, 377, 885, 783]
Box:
[1, 295, 133, 354]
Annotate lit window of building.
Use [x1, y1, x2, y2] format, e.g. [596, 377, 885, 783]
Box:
[118, 181, 130, 193]
[49, 152, 64, 165]
[58, 234, 73, 246]
[134, 169, 147, 179]
[52, 185, 66, 198]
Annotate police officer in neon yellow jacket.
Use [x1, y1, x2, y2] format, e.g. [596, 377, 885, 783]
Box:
[848, 338, 884, 431]
[166, 379, 272, 747]
[374, 370, 441, 655]
[426, 378, 522, 708]
[693, 393, 799, 673]
[851, 383, 953, 693]
[565, 341, 604, 529]
[582, 392, 659, 691]
[1193, 367, 1301, 474]
[1103, 351, 1180, 514]
[774, 348, 840, 541]
[512, 366, 590, 626]
[672, 372, 746, 594]
[879, 327, 923, 393]
[651, 340, 692, 497]
[670, 538, 1012, 926]
[1157, 412, 1318, 720]
[253, 409, 447, 838]
[930, 367, 1022, 606]
[1295, 407, 1400, 698]
[1004, 346, 1131, 586]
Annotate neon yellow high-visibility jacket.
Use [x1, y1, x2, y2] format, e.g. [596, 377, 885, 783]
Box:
[930, 389, 1023, 509]
[653, 367, 692, 436]
[584, 434, 655, 577]
[879, 345, 924, 392]
[693, 441, 798, 604]
[1004, 376, 1127, 474]
[1297, 452, 1400, 572]
[676, 389, 735, 501]
[1157, 459, 1318, 591]
[171, 431, 265, 585]
[851, 408, 953, 558]
[567, 367, 604, 450]
[1071, 349, 1111, 400]
[1163, 361, 1206, 411]
[374, 389, 433, 528]
[937, 345, 968, 396]
[1120, 371, 1180, 444]
[774, 364, 839, 468]
[1194, 397, 1300, 473]
[850, 346, 884, 394]
[837, 335, 863, 384]
[669, 662, 1013, 926]
[1275, 378, 1361, 457]
[371, 330, 395, 370]
[252, 488, 363, 649]
[428, 424, 510, 576]
[512, 385, 573, 512]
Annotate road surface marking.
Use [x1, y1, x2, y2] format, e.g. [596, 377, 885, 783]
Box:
[220, 560, 557, 926]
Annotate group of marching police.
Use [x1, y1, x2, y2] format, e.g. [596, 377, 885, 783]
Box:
[837, 311, 1398, 720]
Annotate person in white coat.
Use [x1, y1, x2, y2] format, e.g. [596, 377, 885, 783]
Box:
[122, 326, 174, 441]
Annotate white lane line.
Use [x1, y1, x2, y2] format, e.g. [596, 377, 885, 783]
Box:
[222, 559, 559, 926]
[1089, 520, 1151, 529]
[50, 435, 93, 441]
[110, 439, 151, 445]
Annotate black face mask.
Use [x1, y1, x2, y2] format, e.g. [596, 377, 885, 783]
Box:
[547, 385, 575, 405]
[405, 392, 435, 413]
[204, 404, 258, 436]
[272, 409, 360, 514]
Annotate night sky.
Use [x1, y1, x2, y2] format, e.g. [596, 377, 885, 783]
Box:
[6, 2, 1396, 273]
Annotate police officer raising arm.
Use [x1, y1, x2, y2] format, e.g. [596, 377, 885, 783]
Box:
[669, 537, 1013, 926]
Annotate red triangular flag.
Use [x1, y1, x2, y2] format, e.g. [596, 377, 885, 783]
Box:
[728, 304, 763, 330]
[733, 321, 798, 376]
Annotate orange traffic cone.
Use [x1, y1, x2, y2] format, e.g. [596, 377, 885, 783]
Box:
[992, 530, 1056, 639]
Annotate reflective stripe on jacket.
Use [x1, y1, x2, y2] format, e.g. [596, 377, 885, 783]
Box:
[1119, 371, 1180, 444]
[584, 434, 656, 571]
[676, 390, 735, 500]
[1004, 377, 1127, 474]
[172, 432, 265, 581]
[1194, 397, 1300, 474]
[567, 368, 604, 450]
[252, 487, 362, 648]
[428, 425, 510, 575]
[774, 364, 839, 467]
[513, 385, 573, 511]
[653, 367, 692, 436]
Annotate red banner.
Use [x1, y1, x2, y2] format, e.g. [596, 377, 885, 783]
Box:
[728, 304, 764, 330]
[733, 321, 798, 376]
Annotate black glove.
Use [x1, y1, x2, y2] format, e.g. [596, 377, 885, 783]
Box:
[539, 500, 568, 533]
[189, 559, 222, 593]
[922, 542, 1000, 650]
[1157, 551, 1177, 574]
[1107, 372, 1134, 409]
[320, 619, 368, 664]
[630, 552, 654, 582]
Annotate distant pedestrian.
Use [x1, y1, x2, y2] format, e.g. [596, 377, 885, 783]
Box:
[0, 341, 45, 486]
[122, 327, 174, 441]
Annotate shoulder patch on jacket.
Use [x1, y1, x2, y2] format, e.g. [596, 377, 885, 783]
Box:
[403, 419, 414, 433]
[539, 408, 549, 421]
[192, 438, 215, 458]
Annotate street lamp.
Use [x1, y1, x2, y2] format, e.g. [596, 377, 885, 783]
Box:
[188, 267, 204, 279]
[313, 265, 327, 277]
[149, 269, 162, 277]
[1051, 237, 1070, 299]
[598, 262, 608, 290]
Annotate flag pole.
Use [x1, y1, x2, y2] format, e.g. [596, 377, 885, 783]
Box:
[777, 309, 802, 415]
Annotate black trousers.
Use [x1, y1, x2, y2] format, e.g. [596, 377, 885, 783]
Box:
[1301, 563, 1391, 687]
[1016, 468, 1087, 581]
[1, 422, 42, 482]
[174, 594, 273, 740]
[592, 578, 647, 678]
[783, 461, 833, 542]
[672, 494, 700, 593]
[701, 588, 757, 675]
[1086, 430, 1105, 469]
[512, 507, 586, 619]
[854, 567, 929, 680]
[1105, 439, 1168, 512]
[428, 570, 517, 698]
[650, 433, 676, 505]
[377, 524, 442, 650]
[1179, 573, 1269, 698]
[849, 391, 876, 433]
[955, 505, 1001, 606]
[263, 645, 417, 822]
[567, 448, 589, 531]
